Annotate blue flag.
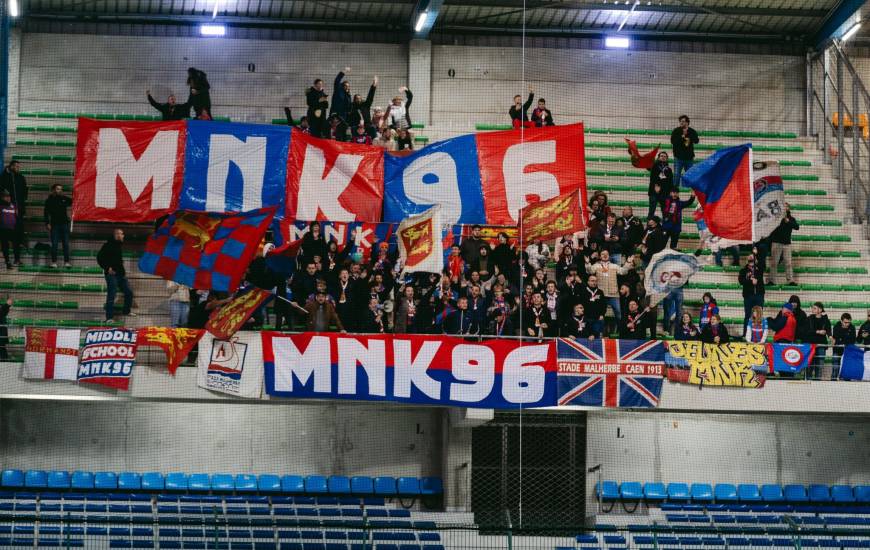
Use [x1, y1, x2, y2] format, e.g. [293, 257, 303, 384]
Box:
[765, 343, 815, 374]
[840, 345, 870, 381]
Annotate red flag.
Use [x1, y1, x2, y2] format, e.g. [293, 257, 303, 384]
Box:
[519, 189, 585, 246]
[625, 138, 659, 170]
[139, 327, 205, 375]
[205, 288, 273, 340]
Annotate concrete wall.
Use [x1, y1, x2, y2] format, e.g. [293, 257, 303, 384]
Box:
[15, 31, 805, 133]
[0, 399, 443, 477]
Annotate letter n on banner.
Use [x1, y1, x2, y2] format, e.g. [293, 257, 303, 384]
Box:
[476, 122, 587, 226]
[285, 129, 384, 222]
[73, 118, 186, 223]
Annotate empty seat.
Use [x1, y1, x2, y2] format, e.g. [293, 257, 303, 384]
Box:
[420, 477, 442, 495]
[854, 485, 870, 503]
[714, 484, 738, 503]
[235, 474, 258, 492]
[667, 483, 690, 502]
[737, 484, 761, 502]
[0, 470, 24, 488]
[783, 485, 808, 502]
[760, 485, 783, 502]
[209, 474, 233, 492]
[397, 478, 420, 496]
[47, 471, 71, 489]
[282, 475, 305, 493]
[621, 482, 643, 500]
[95, 472, 118, 490]
[808, 484, 832, 503]
[830, 485, 855, 503]
[188, 473, 210, 491]
[691, 483, 713, 502]
[142, 472, 164, 491]
[644, 482, 667, 501]
[166, 473, 189, 491]
[598, 481, 619, 500]
[350, 477, 373, 495]
[71, 471, 94, 489]
[374, 477, 397, 496]
[305, 476, 328, 494]
[327, 476, 351, 495]
[258, 475, 281, 493]
[117, 472, 140, 490]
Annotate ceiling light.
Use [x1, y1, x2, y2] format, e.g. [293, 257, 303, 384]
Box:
[415, 12, 428, 32]
[211, 0, 223, 19]
[200, 24, 226, 37]
[842, 22, 862, 42]
[605, 36, 630, 48]
[9, 0, 19, 17]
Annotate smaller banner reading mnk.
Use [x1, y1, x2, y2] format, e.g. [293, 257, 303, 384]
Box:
[262, 332, 557, 409]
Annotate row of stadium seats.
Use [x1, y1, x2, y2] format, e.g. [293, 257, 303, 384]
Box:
[0, 471, 442, 497]
[598, 482, 870, 503]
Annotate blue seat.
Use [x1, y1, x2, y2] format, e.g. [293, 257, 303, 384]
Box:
[0, 470, 24, 488]
[188, 473, 210, 491]
[71, 471, 94, 490]
[397, 477, 420, 496]
[94, 472, 118, 490]
[760, 484, 783, 502]
[598, 481, 620, 500]
[235, 474, 257, 492]
[25, 470, 47, 488]
[420, 477, 442, 495]
[351, 476, 373, 495]
[117, 472, 140, 490]
[165, 473, 189, 491]
[783, 484, 808, 502]
[808, 484, 831, 503]
[281, 475, 305, 493]
[47, 471, 71, 489]
[714, 484, 738, 503]
[854, 485, 870, 503]
[374, 477, 397, 496]
[644, 482, 667, 501]
[690, 483, 713, 503]
[737, 484, 760, 502]
[620, 482, 643, 500]
[250, 474, 277, 493]
[141, 472, 164, 491]
[830, 485, 855, 503]
[327, 476, 350, 494]
[667, 483, 690, 502]
[305, 476, 328, 494]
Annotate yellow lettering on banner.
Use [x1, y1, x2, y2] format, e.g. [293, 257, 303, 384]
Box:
[668, 342, 765, 388]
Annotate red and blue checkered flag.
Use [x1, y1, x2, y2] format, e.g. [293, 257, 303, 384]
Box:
[139, 207, 277, 292]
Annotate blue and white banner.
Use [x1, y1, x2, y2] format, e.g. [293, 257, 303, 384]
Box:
[78, 328, 138, 391]
[644, 248, 700, 296]
[197, 331, 264, 398]
[840, 345, 870, 381]
[766, 343, 815, 374]
[180, 121, 290, 215]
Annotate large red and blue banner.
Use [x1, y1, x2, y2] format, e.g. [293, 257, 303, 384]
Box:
[557, 338, 665, 408]
[73, 119, 586, 226]
[261, 332, 557, 409]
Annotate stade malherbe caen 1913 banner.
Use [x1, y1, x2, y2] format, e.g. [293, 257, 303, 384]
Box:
[71, 119, 587, 227]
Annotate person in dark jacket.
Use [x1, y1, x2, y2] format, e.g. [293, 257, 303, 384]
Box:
[768, 204, 799, 286]
[509, 90, 535, 129]
[531, 98, 555, 127]
[97, 229, 134, 322]
[490, 232, 515, 278]
[661, 189, 695, 248]
[306, 78, 330, 138]
[186, 67, 211, 118]
[0, 161, 26, 265]
[348, 76, 378, 131]
[805, 302, 831, 378]
[0, 189, 20, 269]
[738, 255, 765, 325]
[858, 310, 870, 345]
[670, 115, 699, 188]
[0, 296, 10, 360]
[44, 184, 73, 268]
[329, 67, 353, 136]
[561, 303, 594, 340]
[700, 314, 729, 344]
[675, 312, 700, 341]
[832, 313, 857, 357]
[788, 294, 809, 341]
[640, 216, 667, 264]
[647, 152, 673, 219]
[591, 213, 625, 263]
[146, 91, 190, 120]
[460, 225, 488, 268]
[445, 296, 479, 336]
[619, 299, 650, 339]
[300, 223, 328, 267]
[618, 206, 644, 255]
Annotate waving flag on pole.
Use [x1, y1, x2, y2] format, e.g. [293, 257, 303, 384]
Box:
[682, 144, 754, 242]
[644, 249, 700, 305]
[397, 205, 444, 275]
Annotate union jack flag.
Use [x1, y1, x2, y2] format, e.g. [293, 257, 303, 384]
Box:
[557, 338, 665, 408]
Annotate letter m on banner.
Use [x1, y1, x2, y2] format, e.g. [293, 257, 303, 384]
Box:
[73, 118, 186, 223]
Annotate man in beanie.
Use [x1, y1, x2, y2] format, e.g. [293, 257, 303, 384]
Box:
[768, 302, 797, 343]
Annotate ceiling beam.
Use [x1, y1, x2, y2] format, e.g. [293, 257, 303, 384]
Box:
[812, 0, 865, 49]
[440, 1, 828, 18]
[411, 0, 445, 38]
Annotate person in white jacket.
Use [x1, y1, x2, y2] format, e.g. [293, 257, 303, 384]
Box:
[584, 249, 634, 325]
[167, 281, 191, 328]
[525, 240, 551, 271]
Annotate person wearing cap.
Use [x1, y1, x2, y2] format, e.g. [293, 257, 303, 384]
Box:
[768, 302, 797, 343]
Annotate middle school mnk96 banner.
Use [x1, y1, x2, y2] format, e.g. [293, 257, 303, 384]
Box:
[72, 119, 587, 226]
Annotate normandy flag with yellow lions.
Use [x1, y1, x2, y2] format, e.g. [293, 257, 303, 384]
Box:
[519, 189, 586, 246]
[139, 327, 205, 375]
[397, 205, 444, 275]
[205, 287, 274, 340]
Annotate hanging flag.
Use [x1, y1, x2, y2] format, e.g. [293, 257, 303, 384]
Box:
[138, 207, 277, 292]
[519, 189, 586, 246]
[397, 205, 444, 275]
[23, 328, 81, 381]
[682, 144, 754, 242]
[751, 160, 786, 240]
[138, 327, 205, 375]
[557, 338, 665, 408]
[205, 287, 274, 340]
[197, 331, 264, 398]
[625, 138, 660, 170]
[840, 345, 870, 381]
[665, 341, 766, 388]
[644, 248, 700, 297]
[766, 343, 816, 375]
[78, 328, 139, 391]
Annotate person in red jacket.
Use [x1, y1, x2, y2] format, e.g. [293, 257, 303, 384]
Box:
[768, 303, 797, 343]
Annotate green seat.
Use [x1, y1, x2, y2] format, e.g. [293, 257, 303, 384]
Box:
[77, 113, 98, 119]
[36, 283, 62, 291]
[55, 113, 76, 119]
[18, 112, 38, 118]
[59, 301, 79, 309]
[14, 282, 36, 290]
[414, 136, 429, 143]
[410, 123, 424, 129]
[81, 284, 105, 292]
[115, 114, 136, 120]
[133, 115, 153, 121]
[51, 169, 73, 177]
[475, 124, 512, 131]
[15, 140, 35, 146]
[841, 251, 861, 258]
[0, 281, 12, 290]
[271, 118, 286, 125]
[16, 126, 37, 132]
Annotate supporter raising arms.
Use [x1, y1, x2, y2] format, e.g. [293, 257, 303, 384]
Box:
[186, 67, 212, 118]
[385, 87, 413, 130]
[146, 91, 190, 120]
[330, 67, 354, 137]
[306, 78, 330, 138]
[509, 88, 535, 129]
[348, 75, 378, 132]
